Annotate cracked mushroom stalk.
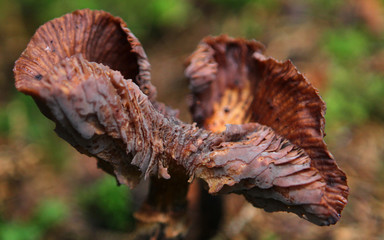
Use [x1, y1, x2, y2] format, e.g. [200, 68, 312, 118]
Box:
[14, 9, 348, 229]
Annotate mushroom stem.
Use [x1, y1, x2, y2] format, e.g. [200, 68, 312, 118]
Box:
[134, 172, 190, 239]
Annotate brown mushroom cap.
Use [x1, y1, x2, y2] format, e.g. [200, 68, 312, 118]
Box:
[186, 35, 348, 225]
[13, 9, 165, 187]
[14, 9, 156, 101]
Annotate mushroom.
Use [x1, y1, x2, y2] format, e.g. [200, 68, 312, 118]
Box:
[13, 9, 348, 237]
[185, 35, 348, 225]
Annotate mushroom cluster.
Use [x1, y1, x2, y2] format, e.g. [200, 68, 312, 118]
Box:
[14, 9, 348, 237]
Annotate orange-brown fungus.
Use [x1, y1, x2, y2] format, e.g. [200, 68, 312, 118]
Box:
[204, 82, 253, 132]
[14, 10, 348, 230]
[186, 35, 348, 225]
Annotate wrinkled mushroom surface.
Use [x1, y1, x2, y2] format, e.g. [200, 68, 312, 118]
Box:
[14, 9, 348, 228]
[186, 35, 348, 225]
[14, 9, 156, 103]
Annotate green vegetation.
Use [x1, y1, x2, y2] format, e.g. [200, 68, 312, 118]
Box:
[77, 176, 134, 231]
[322, 27, 384, 133]
[0, 199, 68, 240]
[324, 28, 371, 63]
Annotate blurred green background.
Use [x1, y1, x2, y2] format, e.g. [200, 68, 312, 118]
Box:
[0, 0, 384, 239]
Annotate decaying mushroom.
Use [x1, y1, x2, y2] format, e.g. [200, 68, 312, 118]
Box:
[14, 9, 348, 238]
[185, 35, 349, 225]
